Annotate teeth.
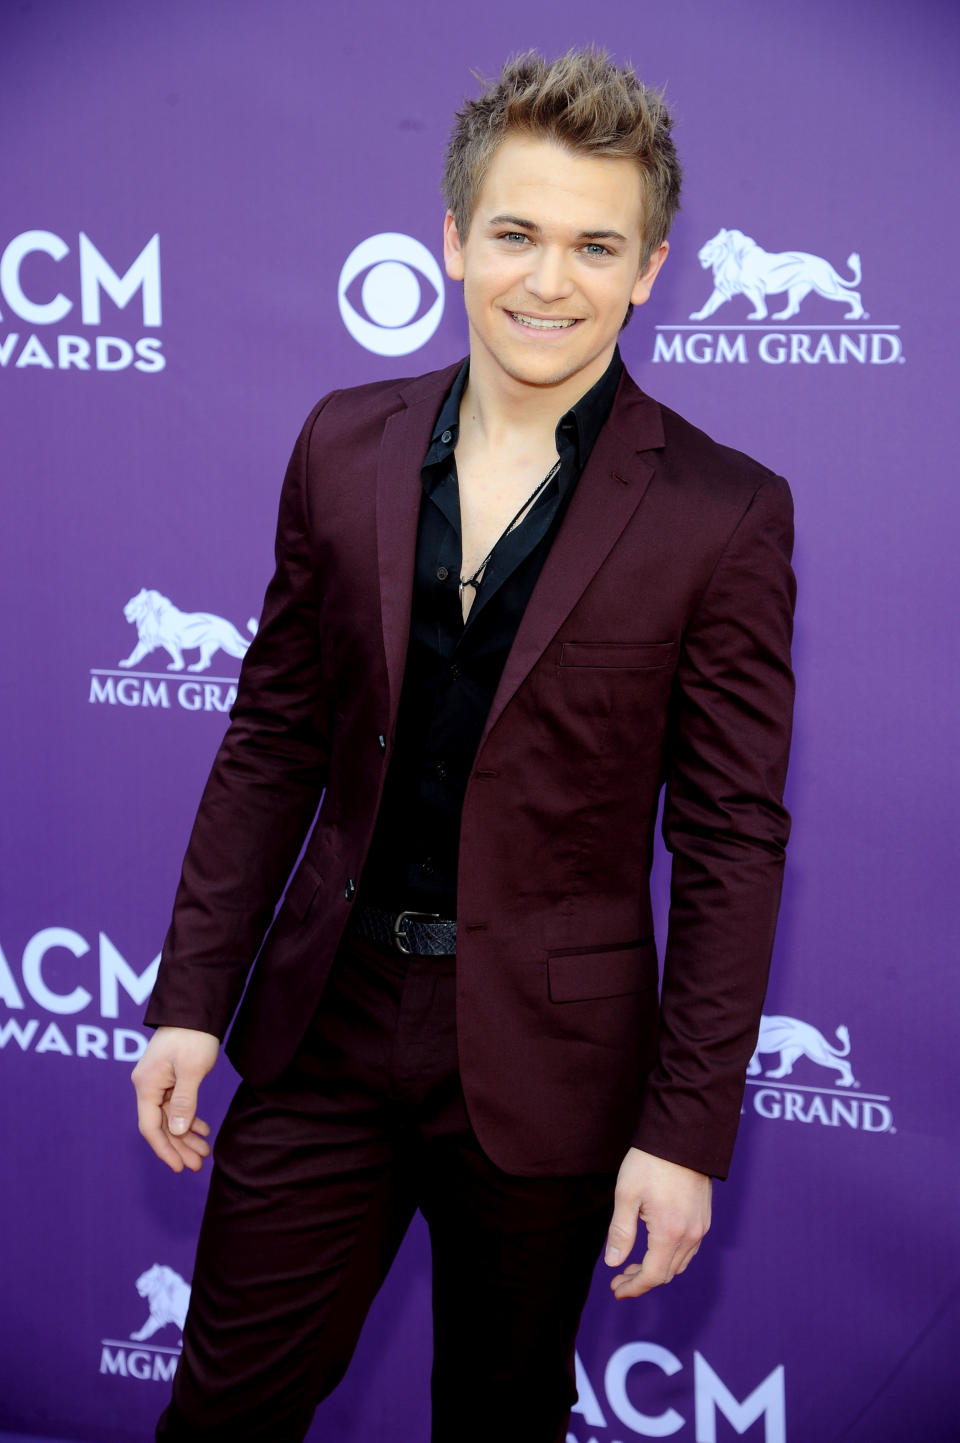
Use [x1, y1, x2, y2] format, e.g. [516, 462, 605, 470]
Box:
[510, 313, 577, 330]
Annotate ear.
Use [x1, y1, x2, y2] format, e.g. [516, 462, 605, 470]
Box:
[443, 211, 465, 282]
[630, 242, 669, 309]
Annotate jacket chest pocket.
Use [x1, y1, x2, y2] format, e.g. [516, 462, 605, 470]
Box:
[538, 640, 677, 749]
[558, 641, 676, 670]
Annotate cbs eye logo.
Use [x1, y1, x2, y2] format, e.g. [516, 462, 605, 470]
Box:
[338, 233, 445, 356]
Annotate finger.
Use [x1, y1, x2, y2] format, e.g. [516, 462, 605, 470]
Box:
[610, 1235, 704, 1297]
[174, 1115, 211, 1143]
[611, 1233, 679, 1298]
[674, 1241, 702, 1275]
[166, 1133, 207, 1172]
[604, 1190, 640, 1268]
[133, 1068, 182, 1168]
[164, 1075, 201, 1137]
[136, 1094, 188, 1172]
[158, 1116, 212, 1172]
[177, 1125, 212, 1159]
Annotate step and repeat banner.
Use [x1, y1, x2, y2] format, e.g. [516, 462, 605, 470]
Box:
[1, 1, 956, 1439]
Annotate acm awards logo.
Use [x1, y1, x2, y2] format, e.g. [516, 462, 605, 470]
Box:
[88, 588, 257, 715]
[0, 230, 163, 373]
[744, 1012, 895, 1134]
[653, 228, 903, 367]
[100, 1266, 189, 1384]
[0, 926, 156, 1063]
[569, 1344, 785, 1443]
[338, 233, 445, 355]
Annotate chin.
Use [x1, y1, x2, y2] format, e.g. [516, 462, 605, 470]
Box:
[500, 351, 597, 390]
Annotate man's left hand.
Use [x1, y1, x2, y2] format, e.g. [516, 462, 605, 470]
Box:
[604, 1147, 712, 1299]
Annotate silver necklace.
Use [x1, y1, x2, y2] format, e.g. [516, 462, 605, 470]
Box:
[459, 458, 561, 597]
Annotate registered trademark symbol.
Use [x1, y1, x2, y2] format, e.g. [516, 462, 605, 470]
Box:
[899, 356, 906, 363]
[889, 1126, 897, 1134]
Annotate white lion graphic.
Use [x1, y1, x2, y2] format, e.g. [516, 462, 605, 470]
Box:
[119, 588, 257, 673]
[130, 1264, 191, 1342]
[748, 1014, 857, 1088]
[690, 228, 866, 321]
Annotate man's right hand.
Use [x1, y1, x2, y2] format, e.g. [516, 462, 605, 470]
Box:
[132, 1026, 220, 1173]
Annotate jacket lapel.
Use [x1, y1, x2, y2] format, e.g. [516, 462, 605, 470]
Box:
[476, 374, 665, 754]
[376, 364, 462, 728]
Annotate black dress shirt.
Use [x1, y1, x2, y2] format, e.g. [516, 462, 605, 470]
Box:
[359, 348, 623, 916]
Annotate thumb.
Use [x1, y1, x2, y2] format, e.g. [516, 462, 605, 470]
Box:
[605, 1190, 639, 1267]
[165, 1073, 200, 1136]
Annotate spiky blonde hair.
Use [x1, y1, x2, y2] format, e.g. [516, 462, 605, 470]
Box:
[442, 48, 681, 264]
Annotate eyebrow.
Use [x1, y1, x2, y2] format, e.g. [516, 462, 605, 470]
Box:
[486, 214, 628, 244]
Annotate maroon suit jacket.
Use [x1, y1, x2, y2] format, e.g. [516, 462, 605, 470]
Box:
[145, 361, 795, 1180]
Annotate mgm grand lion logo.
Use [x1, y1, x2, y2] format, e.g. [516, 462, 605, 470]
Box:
[119, 588, 257, 673]
[690, 228, 866, 322]
[748, 1014, 856, 1088]
[130, 1264, 191, 1342]
[745, 1014, 895, 1134]
[98, 1264, 192, 1383]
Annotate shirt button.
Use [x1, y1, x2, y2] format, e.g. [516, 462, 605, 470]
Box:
[377, 733, 386, 752]
[441, 429, 453, 444]
[434, 760, 448, 780]
[420, 857, 435, 875]
[450, 663, 461, 679]
[344, 878, 356, 900]
[436, 566, 449, 581]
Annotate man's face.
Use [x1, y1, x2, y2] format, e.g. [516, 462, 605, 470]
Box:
[443, 134, 667, 396]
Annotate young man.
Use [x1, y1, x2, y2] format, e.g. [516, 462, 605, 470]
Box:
[134, 49, 795, 1443]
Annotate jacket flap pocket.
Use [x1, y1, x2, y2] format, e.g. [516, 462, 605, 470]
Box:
[548, 941, 658, 1002]
[559, 641, 675, 669]
[283, 861, 321, 921]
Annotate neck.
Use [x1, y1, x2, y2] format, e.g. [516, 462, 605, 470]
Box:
[460, 339, 614, 449]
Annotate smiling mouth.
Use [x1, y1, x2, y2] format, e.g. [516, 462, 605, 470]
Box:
[509, 312, 579, 330]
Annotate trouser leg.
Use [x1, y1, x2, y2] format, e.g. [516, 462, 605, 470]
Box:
[422, 1139, 615, 1443]
[156, 936, 419, 1442]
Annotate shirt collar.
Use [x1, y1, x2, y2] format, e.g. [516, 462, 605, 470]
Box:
[556, 346, 623, 467]
[423, 346, 623, 471]
[423, 360, 470, 466]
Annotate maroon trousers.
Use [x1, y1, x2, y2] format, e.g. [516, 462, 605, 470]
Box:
[157, 932, 616, 1442]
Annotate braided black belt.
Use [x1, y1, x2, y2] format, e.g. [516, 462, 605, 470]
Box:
[352, 903, 457, 956]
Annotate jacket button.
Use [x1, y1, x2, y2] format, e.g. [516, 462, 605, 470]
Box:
[344, 878, 356, 900]
[377, 734, 386, 752]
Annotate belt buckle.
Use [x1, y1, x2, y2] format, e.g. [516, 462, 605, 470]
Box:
[393, 909, 441, 955]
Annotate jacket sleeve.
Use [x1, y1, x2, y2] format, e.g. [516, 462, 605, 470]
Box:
[631, 474, 796, 1178]
[144, 395, 337, 1038]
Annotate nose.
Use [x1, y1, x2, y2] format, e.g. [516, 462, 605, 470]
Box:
[524, 246, 574, 303]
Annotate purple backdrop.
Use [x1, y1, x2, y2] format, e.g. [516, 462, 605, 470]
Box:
[2, 1, 957, 1439]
